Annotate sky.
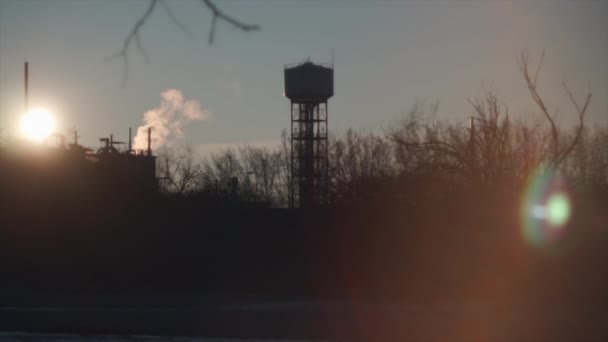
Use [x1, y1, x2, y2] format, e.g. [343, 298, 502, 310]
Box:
[0, 0, 606, 153]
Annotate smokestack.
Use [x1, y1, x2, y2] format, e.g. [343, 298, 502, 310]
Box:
[128, 127, 132, 152]
[147, 127, 152, 156]
[24, 62, 29, 113]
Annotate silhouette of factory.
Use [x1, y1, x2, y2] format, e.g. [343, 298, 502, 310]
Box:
[0, 59, 334, 207]
[1, 62, 159, 199]
[0, 130, 158, 203]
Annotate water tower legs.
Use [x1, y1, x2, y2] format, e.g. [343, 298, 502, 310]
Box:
[290, 102, 329, 208]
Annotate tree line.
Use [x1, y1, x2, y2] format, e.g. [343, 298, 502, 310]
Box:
[157, 54, 607, 208]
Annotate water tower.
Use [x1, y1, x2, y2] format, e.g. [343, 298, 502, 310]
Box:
[284, 59, 334, 208]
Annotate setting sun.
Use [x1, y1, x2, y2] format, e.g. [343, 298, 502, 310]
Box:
[20, 108, 55, 143]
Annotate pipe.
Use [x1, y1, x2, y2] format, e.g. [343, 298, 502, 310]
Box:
[147, 127, 152, 156]
[24, 62, 29, 113]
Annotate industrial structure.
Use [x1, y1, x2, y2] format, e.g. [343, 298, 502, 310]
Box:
[0, 129, 158, 200]
[94, 128, 158, 194]
[5, 60, 338, 205]
[284, 59, 334, 208]
[3, 62, 159, 195]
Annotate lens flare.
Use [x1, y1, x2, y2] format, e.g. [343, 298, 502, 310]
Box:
[521, 168, 572, 247]
[546, 193, 570, 228]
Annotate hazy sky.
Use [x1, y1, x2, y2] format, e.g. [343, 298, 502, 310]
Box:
[0, 0, 606, 152]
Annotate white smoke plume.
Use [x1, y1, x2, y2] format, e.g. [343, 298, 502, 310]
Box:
[133, 89, 209, 151]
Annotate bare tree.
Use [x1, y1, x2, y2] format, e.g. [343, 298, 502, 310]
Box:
[157, 144, 203, 194]
[238, 145, 285, 204]
[198, 142, 289, 206]
[518, 52, 591, 167]
[564, 125, 608, 191]
[198, 147, 244, 199]
[387, 101, 471, 179]
[329, 129, 395, 203]
[386, 54, 592, 192]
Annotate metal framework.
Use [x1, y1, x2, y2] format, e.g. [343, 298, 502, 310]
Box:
[290, 102, 329, 208]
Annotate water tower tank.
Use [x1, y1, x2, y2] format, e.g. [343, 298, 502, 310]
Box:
[284, 61, 334, 103]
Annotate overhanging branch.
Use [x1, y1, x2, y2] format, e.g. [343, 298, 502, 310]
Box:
[108, 0, 260, 86]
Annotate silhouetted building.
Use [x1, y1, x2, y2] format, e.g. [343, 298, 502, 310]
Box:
[94, 133, 157, 194]
[0, 130, 158, 203]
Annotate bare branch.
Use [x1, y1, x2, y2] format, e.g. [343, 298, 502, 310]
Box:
[519, 52, 560, 162]
[107, 0, 158, 87]
[563, 82, 592, 119]
[388, 134, 468, 170]
[557, 82, 591, 164]
[201, 0, 260, 44]
[110, 0, 259, 86]
[519, 53, 591, 167]
[208, 13, 218, 44]
[159, 0, 193, 37]
[533, 51, 545, 88]
[134, 30, 149, 63]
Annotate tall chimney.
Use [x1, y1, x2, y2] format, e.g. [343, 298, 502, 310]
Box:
[128, 127, 132, 152]
[24, 62, 29, 113]
[147, 127, 152, 156]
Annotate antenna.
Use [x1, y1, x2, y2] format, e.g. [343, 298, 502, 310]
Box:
[24, 61, 29, 112]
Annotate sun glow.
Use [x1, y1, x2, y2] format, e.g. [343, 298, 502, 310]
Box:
[20, 108, 55, 143]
